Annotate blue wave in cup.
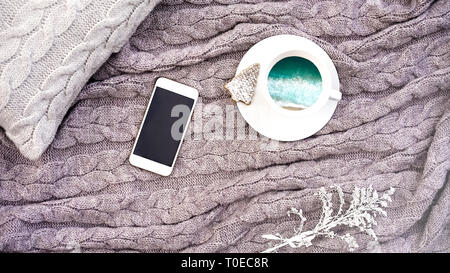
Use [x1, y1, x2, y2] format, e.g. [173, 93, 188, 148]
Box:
[268, 57, 322, 109]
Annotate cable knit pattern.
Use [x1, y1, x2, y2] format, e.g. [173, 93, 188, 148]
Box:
[0, 0, 449, 253]
[0, 0, 161, 160]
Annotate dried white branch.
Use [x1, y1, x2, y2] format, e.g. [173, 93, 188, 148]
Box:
[262, 185, 395, 253]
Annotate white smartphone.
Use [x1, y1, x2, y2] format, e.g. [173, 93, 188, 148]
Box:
[129, 78, 198, 176]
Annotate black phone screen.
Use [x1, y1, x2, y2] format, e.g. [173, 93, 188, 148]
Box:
[133, 87, 194, 166]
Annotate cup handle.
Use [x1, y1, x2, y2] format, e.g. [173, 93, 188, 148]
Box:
[329, 89, 342, 101]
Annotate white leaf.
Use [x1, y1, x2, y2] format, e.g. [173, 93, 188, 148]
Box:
[262, 234, 281, 240]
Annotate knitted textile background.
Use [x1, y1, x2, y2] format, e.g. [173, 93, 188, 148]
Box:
[0, 0, 449, 252]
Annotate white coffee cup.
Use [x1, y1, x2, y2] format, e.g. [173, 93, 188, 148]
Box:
[260, 42, 341, 118]
[236, 35, 342, 141]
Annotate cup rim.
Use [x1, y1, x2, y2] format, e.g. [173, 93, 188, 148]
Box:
[260, 50, 333, 118]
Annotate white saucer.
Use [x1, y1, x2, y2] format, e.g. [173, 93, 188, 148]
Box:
[236, 35, 341, 141]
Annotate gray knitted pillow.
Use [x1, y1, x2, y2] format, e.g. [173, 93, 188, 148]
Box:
[0, 0, 159, 160]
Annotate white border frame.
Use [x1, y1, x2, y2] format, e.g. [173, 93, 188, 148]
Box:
[129, 77, 198, 176]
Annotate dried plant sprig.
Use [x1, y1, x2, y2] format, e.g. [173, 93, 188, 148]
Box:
[262, 185, 395, 253]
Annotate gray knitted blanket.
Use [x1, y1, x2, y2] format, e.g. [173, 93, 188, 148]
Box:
[1, 0, 449, 252]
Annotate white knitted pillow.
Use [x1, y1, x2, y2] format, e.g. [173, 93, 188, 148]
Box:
[0, 0, 159, 160]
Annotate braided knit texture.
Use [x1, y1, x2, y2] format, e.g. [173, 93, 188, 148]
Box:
[1, 0, 449, 252]
[0, 0, 161, 160]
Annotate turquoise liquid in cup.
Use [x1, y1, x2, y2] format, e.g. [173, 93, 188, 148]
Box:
[268, 57, 322, 110]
